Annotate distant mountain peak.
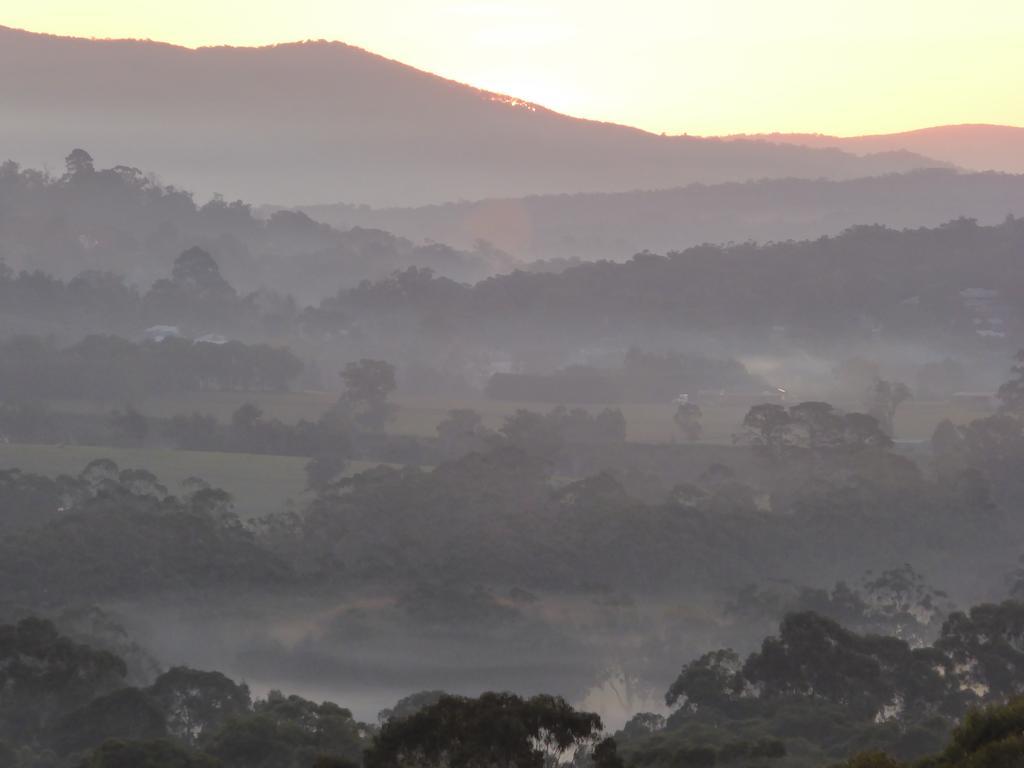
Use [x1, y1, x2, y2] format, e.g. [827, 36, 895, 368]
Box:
[727, 124, 1024, 173]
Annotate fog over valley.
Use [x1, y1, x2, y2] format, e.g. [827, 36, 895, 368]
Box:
[3, 11, 1024, 768]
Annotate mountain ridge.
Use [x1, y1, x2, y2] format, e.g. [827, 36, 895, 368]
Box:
[0, 24, 948, 206]
[727, 124, 1024, 174]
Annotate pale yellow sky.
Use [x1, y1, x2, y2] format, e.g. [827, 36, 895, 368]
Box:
[6, 0, 1024, 136]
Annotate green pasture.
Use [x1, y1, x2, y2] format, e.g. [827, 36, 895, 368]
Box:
[0, 443, 376, 518]
[49, 390, 992, 444]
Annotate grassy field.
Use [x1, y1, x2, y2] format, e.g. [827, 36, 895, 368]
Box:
[50, 391, 993, 445]
[389, 397, 993, 444]
[51, 390, 340, 425]
[0, 443, 378, 518]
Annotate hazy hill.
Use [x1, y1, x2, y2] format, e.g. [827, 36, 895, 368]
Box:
[0, 25, 946, 207]
[731, 124, 1024, 174]
[299, 169, 1024, 262]
[0, 155, 502, 301]
[327, 217, 1024, 363]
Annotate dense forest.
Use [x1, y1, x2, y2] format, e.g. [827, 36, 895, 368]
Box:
[325, 217, 1024, 347]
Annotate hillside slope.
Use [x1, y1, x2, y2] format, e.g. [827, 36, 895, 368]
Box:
[0, 26, 946, 206]
[300, 170, 1024, 262]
